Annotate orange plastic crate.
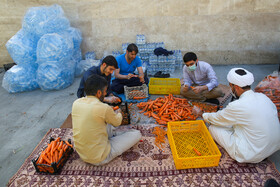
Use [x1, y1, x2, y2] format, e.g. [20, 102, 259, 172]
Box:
[167, 120, 221, 169]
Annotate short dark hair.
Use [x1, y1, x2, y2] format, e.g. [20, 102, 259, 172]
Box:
[101, 55, 118, 69]
[235, 69, 251, 89]
[127, 43, 138, 54]
[84, 74, 108, 96]
[183, 52, 197, 62]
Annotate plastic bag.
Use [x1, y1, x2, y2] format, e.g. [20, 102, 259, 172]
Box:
[36, 33, 74, 65]
[255, 71, 280, 91]
[2, 64, 39, 93]
[63, 27, 82, 50]
[74, 60, 84, 77]
[85, 51, 96, 60]
[255, 71, 280, 118]
[5, 29, 38, 65]
[22, 4, 69, 37]
[36, 61, 75, 91]
[192, 105, 202, 117]
[74, 59, 100, 77]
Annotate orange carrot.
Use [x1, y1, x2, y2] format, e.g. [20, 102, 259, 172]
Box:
[58, 149, 63, 161]
[151, 112, 160, 120]
[65, 141, 73, 148]
[193, 148, 201, 156]
[113, 106, 119, 110]
[42, 154, 51, 165]
[54, 150, 59, 163]
[57, 141, 63, 151]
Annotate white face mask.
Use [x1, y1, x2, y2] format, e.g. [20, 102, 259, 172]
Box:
[188, 64, 196, 71]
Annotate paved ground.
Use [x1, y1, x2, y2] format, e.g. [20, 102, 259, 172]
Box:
[0, 64, 279, 186]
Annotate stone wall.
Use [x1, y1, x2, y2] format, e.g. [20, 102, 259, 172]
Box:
[0, 0, 279, 66]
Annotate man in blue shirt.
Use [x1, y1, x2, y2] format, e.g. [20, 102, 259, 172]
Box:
[111, 43, 149, 94]
[181, 52, 224, 104]
[77, 55, 120, 104]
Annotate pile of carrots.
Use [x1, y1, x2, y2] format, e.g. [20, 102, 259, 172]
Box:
[137, 94, 218, 125]
[255, 75, 280, 118]
[36, 137, 73, 166]
[152, 127, 167, 151]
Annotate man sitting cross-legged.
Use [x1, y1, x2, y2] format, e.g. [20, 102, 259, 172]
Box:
[72, 74, 142, 165]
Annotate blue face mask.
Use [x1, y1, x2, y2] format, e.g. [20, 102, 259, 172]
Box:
[188, 64, 196, 71]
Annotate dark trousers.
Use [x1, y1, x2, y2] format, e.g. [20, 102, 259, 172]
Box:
[111, 76, 149, 94]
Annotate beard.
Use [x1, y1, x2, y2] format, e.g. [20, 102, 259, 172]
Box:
[99, 95, 105, 102]
[231, 88, 239, 100]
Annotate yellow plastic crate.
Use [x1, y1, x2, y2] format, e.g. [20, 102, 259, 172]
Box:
[148, 78, 181, 95]
[167, 120, 221, 170]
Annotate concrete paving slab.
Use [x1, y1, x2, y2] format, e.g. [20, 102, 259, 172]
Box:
[0, 64, 279, 186]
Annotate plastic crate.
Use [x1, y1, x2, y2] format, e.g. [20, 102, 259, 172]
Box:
[149, 78, 181, 95]
[124, 84, 149, 100]
[32, 138, 74, 174]
[167, 120, 221, 170]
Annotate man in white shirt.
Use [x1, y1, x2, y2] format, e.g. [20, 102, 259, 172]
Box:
[203, 68, 280, 163]
[181, 52, 224, 104]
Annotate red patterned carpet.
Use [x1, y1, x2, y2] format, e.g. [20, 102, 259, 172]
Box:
[8, 127, 280, 186]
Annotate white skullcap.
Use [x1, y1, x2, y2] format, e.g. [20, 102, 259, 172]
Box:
[227, 68, 254, 87]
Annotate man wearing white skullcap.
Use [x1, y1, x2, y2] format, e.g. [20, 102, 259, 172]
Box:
[202, 68, 280, 163]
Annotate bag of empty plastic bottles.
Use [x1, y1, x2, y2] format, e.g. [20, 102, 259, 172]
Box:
[36, 61, 75, 91]
[22, 4, 70, 37]
[75, 59, 98, 77]
[2, 64, 39, 93]
[36, 33, 74, 65]
[61, 27, 82, 50]
[5, 29, 38, 65]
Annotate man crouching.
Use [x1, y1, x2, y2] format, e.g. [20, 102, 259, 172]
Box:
[72, 74, 142, 165]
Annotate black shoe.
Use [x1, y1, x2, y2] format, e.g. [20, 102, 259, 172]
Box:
[161, 73, 170, 78]
[205, 98, 220, 105]
[264, 179, 280, 187]
[154, 71, 162, 77]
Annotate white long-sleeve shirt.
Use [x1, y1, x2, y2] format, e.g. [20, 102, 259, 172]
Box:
[183, 61, 218, 91]
[203, 90, 280, 163]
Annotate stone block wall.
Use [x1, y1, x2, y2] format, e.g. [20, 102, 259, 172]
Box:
[0, 0, 279, 66]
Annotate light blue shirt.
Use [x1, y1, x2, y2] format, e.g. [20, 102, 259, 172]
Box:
[116, 54, 142, 75]
[183, 61, 218, 91]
